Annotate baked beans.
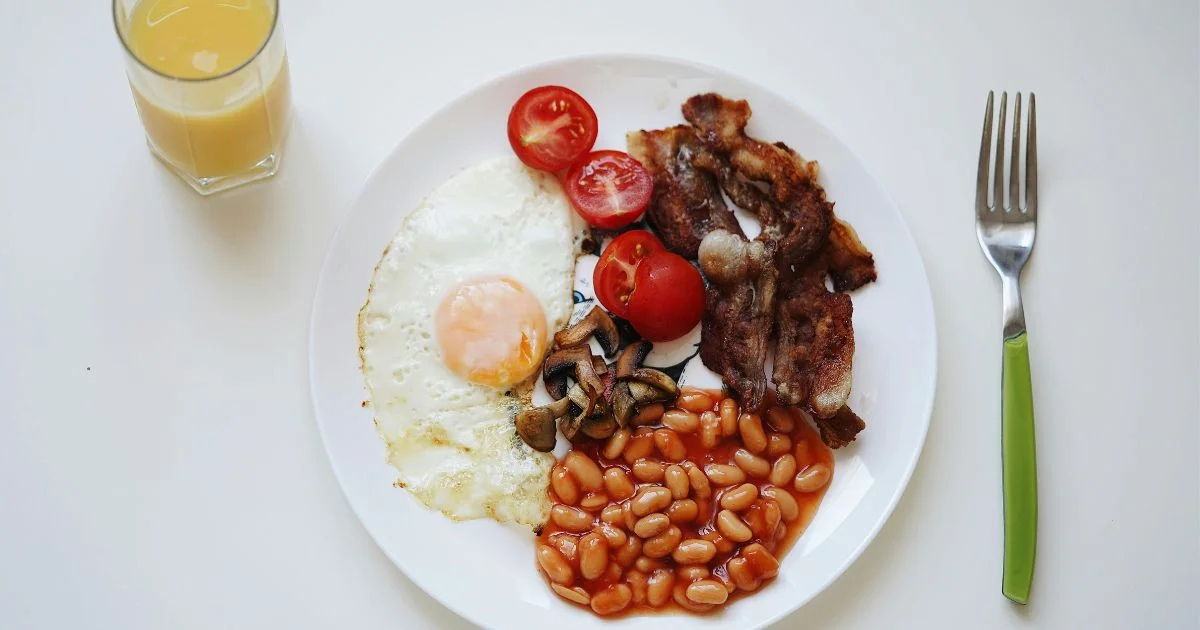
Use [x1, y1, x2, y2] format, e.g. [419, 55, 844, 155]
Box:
[663, 464, 689, 499]
[769, 454, 798, 487]
[550, 505, 593, 532]
[642, 525, 683, 558]
[630, 486, 672, 517]
[704, 464, 745, 487]
[602, 428, 630, 460]
[579, 492, 610, 511]
[623, 429, 656, 465]
[552, 583, 591, 605]
[666, 499, 699, 524]
[662, 409, 700, 433]
[686, 579, 729, 605]
[631, 403, 666, 426]
[596, 523, 628, 548]
[653, 428, 686, 462]
[590, 583, 632, 615]
[733, 449, 771, 479]
[578, 532, 609, 580]
[718, 483, 759, 512]
[633, 513, 670, 538]
[646, 568, 674, 607]
[738, 413, 768, 454]
[603, 467, 636, 500]
[794, 462, 832, 493]
[677, 388, 714, 413]
[565, 451, 604, 491]
[716, 509, 753, 542]
[764, 407, 795, 433]
[699, 411, 721, 449]
[537, 390, 835, 616]
[631, 458, 665, 483]
[765, 433, 793, 458]
[672, 539, 717, 564]
[550, 466, 579, 506]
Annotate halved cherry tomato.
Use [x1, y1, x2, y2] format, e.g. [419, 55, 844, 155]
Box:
[507, 86, 598, 172]
[564, 151, 653, 229]
[592, 230, 664, 318]
[625, 251, 706, 342]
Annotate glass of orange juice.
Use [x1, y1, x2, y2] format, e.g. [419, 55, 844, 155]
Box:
[113, 0, 293, 195]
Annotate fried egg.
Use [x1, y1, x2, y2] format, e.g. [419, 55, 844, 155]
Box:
[359, 156, 583, 527]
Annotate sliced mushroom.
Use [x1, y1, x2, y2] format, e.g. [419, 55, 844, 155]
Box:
[559, 414, 584, 441]
[611, 381, 636, 426]
[581, 415, 619, 439]
[592, 355, 608, 376]
[553, 306, 620, 357]
[567, 383, 594, 413]
[543, 372, 568, 401]
[628, 380, 673, 405]
[543, 346, 604, 400]
[515, 398, 570, 452]
[614, 340, 653, 378]
[627, 368, 679, 399]
[542, 346, 584, 383]
[565, 383, 609, 444]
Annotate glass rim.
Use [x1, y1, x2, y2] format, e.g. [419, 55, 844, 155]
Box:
[112, 0, 281, 83]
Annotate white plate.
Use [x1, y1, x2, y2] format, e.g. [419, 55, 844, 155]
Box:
[309, 54, 937, 629]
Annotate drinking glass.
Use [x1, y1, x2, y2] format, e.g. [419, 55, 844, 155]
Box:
[112, 0, 293, 195]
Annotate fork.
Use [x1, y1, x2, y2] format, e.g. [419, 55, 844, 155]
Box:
[976, 91, 1038, 605]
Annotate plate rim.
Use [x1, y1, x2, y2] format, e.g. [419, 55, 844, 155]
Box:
[308, 51, 938, 628]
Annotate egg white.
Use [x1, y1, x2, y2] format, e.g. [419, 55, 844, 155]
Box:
[359, 156, 584, 527]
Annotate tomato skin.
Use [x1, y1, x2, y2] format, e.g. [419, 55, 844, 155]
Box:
[592, 230, 664, 318]
[625, 252, 706, 342]
[507, 86, 598, 172]
[564, 151, 653, 229]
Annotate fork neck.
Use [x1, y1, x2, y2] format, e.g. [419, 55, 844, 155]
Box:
[1002, 275, 1027, 339]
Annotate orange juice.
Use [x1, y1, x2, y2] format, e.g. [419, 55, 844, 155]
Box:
[119, 0, 291, 187]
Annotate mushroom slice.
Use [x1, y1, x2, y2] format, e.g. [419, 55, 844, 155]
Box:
[581, 415, 619, 439]
[611, 381, 636, 427]
[544, 372, 568, 401]
[614, 340, 653, 378]
[514, 398, 570, 453]
[628, 380, 672, 405]
[559, 414, 584, 441]
[566, 383, 609, 434]
[543, 346, 604, 400]
[553, 306, 620, 357]
[543, 346, 586, 383]
[567, 383, 595, 413]
[627, 368, 679, 399]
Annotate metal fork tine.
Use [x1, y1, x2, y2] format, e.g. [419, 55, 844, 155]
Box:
[993, 92, 1007, 210]
[1009, 93, 1021, 217]
[976, 91, 995, 216]
[1025, 93, 1037, 217]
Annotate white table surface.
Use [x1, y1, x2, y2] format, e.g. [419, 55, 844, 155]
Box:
[1, 0, 1197, 628]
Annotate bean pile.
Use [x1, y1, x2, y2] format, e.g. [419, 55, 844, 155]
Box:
[535, 388, 834, 616]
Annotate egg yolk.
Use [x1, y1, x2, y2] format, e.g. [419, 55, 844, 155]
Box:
[435, 276, 549, 389]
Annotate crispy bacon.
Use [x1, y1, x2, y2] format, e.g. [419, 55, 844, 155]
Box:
[696, 230, 778, 410]
[815, 405, 866, 449]
[626, 126, 743, 259]
[826, 217, 877, 292]
[684, 95, 832, 269]
[626, 93, 878, 447]
[772, 259, 854, 417]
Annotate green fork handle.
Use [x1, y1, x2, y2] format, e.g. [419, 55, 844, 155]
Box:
[1002, 332, 1037, 604]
